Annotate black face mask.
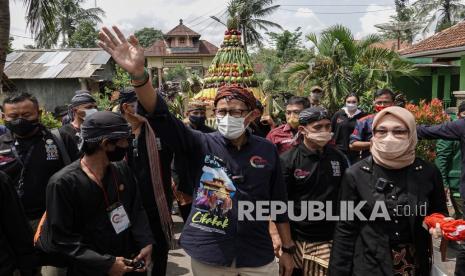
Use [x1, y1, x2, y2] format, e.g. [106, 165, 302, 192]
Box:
[5, 118, 40, 137]
[105, 145, 128, 162]
[189, 115, 206, 127]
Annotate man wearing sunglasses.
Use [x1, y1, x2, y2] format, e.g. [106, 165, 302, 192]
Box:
[98, 26, 295, 276]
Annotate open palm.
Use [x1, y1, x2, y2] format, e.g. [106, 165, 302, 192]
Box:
[98, 26, 145, 76]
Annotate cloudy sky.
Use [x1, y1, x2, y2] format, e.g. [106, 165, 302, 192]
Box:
[9, 0, 402, 49]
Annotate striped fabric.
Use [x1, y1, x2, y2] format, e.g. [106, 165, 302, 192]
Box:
[293, 240, 332, 276]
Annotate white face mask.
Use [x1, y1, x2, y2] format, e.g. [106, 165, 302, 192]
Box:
[346, 103, 357, 111]
[217, 114, 247, 140]
[84, 108, 98, 118]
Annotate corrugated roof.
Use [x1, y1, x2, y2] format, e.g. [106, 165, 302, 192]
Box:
[400, 20, 465, 56]
[5, 48, 111, 79]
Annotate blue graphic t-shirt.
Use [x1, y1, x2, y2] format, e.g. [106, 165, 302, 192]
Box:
[142, 96, 288, 268]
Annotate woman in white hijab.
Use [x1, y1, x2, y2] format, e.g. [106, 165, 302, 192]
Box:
[329, 106, 448, 276]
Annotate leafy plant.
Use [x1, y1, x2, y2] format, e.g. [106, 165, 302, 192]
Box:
[406, 98, 450, 161]
[134, 27, 163, 48]
[92, 92, 113, 111]
[40, 110, 62, 129]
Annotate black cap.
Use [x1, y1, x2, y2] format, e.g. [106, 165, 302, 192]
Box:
[80, 111, 131, 144]
[118, 87, 137, 104]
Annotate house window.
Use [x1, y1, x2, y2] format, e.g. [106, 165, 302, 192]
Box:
[179, 37, 186, 45]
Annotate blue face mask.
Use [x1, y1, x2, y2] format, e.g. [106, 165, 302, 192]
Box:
[189, 115, 206, 127]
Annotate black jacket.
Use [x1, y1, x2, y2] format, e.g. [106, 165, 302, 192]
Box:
[280, 143, 348, 242]
[0, 171, 37, 275]
[328, 157, 448, 276]
[0, 127, 78, 220]
[417, 119, 465, 204]
[37, 160, 154, 275]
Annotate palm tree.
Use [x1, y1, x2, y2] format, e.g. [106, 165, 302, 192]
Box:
[284, 25, 416, 112]
[0, 0, 58, 84]
[227, 0, 282, 50]
[36, 0, 104, 48]
[412, 0, 465, 33]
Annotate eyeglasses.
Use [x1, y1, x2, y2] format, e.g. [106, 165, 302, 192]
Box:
[214, 108, 250, 118]
[373, 128, 409, 138]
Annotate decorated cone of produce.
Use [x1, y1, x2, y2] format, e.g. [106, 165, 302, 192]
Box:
[194, 17, 265, 102]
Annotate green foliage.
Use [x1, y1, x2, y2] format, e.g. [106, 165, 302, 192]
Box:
[35, 0, 104, 48]
[167, 94, 185, 120]
[68, 21, 98, 48]
[227, 0, 282, 49]
[165, 65, 188, 82]
[40, 110, 61, 129]
[112, 66, 131, 90]
[284, 25, 417, 112]
[267, 28, 304, 63]
[134, 27, 163, 48]
[413, 0, 465, 34]
[92, 92, 113, 111]
[7, 37, 13, 54]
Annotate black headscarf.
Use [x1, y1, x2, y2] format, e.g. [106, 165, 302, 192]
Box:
[299, 106, 330, 125]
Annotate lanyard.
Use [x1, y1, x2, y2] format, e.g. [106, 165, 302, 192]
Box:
[81, 159, 120, 208]
[10, 143, 36, 197]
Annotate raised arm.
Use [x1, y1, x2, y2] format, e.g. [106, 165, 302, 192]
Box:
[98, 26, 157, 113]
[417, 119, 465, 141]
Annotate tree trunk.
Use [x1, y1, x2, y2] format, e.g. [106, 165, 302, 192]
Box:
[0, 0, 10, 84]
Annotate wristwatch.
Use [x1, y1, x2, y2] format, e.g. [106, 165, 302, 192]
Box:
[281, 245, 296, 255]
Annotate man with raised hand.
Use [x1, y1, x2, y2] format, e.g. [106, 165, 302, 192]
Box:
[99, 26, 295, 276]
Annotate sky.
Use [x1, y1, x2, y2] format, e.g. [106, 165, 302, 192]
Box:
[9, 0, 404, 50]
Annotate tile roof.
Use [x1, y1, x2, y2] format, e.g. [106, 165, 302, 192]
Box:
[165, 19, 200, 37]
[400, 20, 465, 56]
[144, 40, 218, 57]
[4, 48, 111, 79]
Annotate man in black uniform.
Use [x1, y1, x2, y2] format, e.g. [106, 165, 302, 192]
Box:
[59, 92, 97, 144]
[119, 88, 173, 276]
[36, 111, 153, 276]
[172, 100, 216, 222]
[280, 107, 349, 275]
[0, 171, 37, 275]
[0, 93, 78, 230]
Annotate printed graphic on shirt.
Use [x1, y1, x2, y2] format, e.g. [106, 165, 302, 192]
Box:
[294, 169, 310, 179]
[331, 161, 341, 176]
[45, 139, 59, 160]
[250, 155, 268, 168]
[192, 154, 236, 234]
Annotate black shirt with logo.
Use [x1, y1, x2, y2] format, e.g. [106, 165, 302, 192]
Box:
[0, 127, 78, 220]
[280, 143, 349, 242]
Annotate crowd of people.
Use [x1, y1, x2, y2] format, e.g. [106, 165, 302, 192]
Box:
[0, 24, 463, 276]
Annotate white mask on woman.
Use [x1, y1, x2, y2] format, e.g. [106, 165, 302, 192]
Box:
[345, 103, 358, 111]
[217, 114, 247, 140]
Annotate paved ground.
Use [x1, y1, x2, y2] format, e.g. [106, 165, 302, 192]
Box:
[166, 215, 459, 276]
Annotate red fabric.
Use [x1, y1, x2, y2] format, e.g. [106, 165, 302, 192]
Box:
[266, 124, 299, 154]
[424, 213, 465, 241]
[214, 86, 257, 109]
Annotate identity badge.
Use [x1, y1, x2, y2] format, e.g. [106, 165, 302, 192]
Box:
[108, 203, 131, 234]
[45, 139, 59, 160]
